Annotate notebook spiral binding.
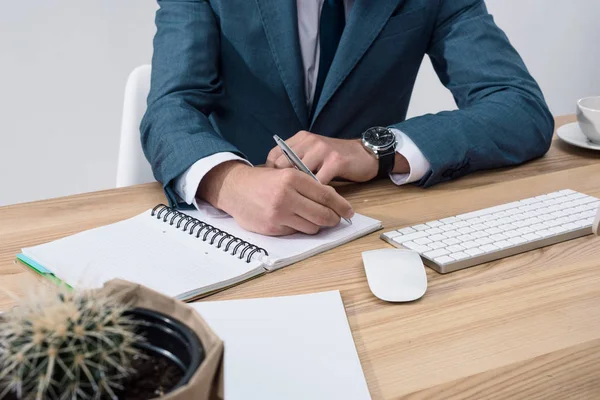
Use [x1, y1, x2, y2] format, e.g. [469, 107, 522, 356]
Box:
[151, 204, 268, 263]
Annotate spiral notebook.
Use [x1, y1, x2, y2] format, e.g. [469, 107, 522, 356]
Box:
[18, 204, 381, 301]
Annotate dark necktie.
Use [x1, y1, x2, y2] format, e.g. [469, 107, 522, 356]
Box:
[311, 0, 345, 115]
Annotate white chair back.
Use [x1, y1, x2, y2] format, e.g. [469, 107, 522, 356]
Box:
[116, 65, 155, 187]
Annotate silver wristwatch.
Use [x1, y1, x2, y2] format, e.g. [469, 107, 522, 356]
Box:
[361, 127, 398, 178]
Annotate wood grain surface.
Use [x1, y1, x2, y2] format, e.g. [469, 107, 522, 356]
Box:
[1, 115, 599, 399]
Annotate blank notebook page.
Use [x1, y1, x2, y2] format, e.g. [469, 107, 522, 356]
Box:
[187, 210, 381, 269]
[22, 212, 262, 297]
[192, 291, 371, 400]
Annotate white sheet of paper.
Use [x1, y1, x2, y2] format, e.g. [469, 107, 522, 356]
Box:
[192, 291, 371, 400]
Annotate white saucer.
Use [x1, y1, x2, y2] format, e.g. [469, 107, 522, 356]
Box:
[556, 122, 600, 151]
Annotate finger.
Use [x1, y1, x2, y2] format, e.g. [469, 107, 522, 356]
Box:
[283, 215, 321, 235]
[267, 131, 311, 168]
[274, 147, 307, 169]
[292, 192, 340, 228]
[314, 159, 340, 185]
[298, 149, 325, 175]
[286, 130, 311, 147]
[295, 175, 354, 220]
[273, 153, 293, 169]
[266, 146, 283, 168]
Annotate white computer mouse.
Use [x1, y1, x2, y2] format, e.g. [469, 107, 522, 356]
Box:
[362, 249, 427, 302]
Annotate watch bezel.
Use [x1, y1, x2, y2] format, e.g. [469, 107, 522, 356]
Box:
[361, 127, 397, 159]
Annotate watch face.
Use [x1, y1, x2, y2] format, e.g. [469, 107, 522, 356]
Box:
[364, 127, 395, 149]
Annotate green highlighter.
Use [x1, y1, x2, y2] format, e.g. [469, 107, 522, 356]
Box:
[16, 253, 70, 288]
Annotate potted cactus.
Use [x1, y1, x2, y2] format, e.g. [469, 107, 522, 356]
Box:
[0, 279, 224, 400]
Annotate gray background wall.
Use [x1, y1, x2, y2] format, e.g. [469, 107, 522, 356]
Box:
[1, 0, 599, 206]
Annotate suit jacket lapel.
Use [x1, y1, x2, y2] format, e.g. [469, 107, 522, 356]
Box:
[310, 0, 404, 126]
[255, 0, 309, 128]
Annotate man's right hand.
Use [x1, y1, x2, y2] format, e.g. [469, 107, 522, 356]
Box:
[197, 161, 355, 236]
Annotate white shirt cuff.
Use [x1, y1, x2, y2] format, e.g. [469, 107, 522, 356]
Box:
[389, 129, 431, 185]
[173, 152, 252, 217]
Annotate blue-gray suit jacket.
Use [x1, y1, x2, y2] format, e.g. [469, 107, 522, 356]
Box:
[141, 0, 554, 206]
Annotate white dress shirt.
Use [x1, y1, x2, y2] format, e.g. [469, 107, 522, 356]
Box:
[174, 0, 431, 210]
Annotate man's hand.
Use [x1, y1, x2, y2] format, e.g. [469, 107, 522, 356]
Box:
[197, 161, 354, 236]
[265, 130, 410, 184]
[265, 131, 379, 184]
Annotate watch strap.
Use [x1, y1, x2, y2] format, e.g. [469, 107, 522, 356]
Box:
[377, 148, 396, 179]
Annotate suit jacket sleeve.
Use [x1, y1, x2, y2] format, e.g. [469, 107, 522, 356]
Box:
[140, 0, 245, 206]
[390, 0, 554, 187]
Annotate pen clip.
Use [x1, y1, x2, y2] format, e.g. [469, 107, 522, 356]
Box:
[282, 148, 300, 171]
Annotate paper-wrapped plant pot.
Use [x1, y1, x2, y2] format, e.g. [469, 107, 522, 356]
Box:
[100, 279, 224, 400]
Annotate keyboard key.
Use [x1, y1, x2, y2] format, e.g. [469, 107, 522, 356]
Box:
[454, 221, 470, 228]
[425, 228, 444, 235]
[498, 224, 516, 232]
[485, 227, 503, 235]
[508, 236, 527, 245]
[443, 238, 460, 246]
[485, 220, 503, 228]
[413, 224, 430, 231]
[547, 191, 566, 198]
[558, 189, 577, 196]
[441, 224, 457, 232]
[384, 231, 402, 238]
[522, 233, 542, 241]
[549, 226, 569, 234]
[429, 234, 448, 242]
[475, 237, 494, 245]
[440, 217, 461, 224]
[450, 252, 470, 261]
[494, 240, 513, 249]
[461, 241, 480, 249]
[424, 248, 450, 259]
[561, 223, 579, 231]
[402, 241, 432, 253]
[471, 231, 489, 239]
[393, 231, 428, 243]
[398, 227, 416, 235]
[457, 234, 476, 242]
[574, 219, 592, 227]
[524, 217, 543, 225]
[480, 244, 499, 252]
[490, 234, 508, 241]
[471, 223, 489, 231]
[457, 227, 475, 234]
[465, 248, 485, 257]
[444, 230, 461, 238]
[516, 227, 534, 235]
[536, 229, 554, 238]
[504, 230, 521, 238]
[426, 221, 444, 228]
[519, 197, 540, 204]
[530, 223, 547, 231]
[414, 237, 433, 245]
[434, 256, 455, 265]
[447, 244, 466, 253]
[429, 242, 447, 250]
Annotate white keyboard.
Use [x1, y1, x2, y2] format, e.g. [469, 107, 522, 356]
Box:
[381, 190, 600, 273]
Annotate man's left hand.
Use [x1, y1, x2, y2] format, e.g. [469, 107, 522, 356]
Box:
[266, 130, 382, 184]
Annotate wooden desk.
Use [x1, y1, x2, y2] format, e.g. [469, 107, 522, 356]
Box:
[1, 116, 599, 399]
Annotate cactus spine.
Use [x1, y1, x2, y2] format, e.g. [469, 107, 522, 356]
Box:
[0, 285, 143, 400]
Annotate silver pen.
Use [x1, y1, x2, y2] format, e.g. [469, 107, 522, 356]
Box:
[273, 135, 352, 225]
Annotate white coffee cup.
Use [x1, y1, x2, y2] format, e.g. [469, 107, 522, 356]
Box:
[577, 96, 600, 144]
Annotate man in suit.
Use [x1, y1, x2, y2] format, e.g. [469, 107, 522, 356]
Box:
[141, 0, 554, 236]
